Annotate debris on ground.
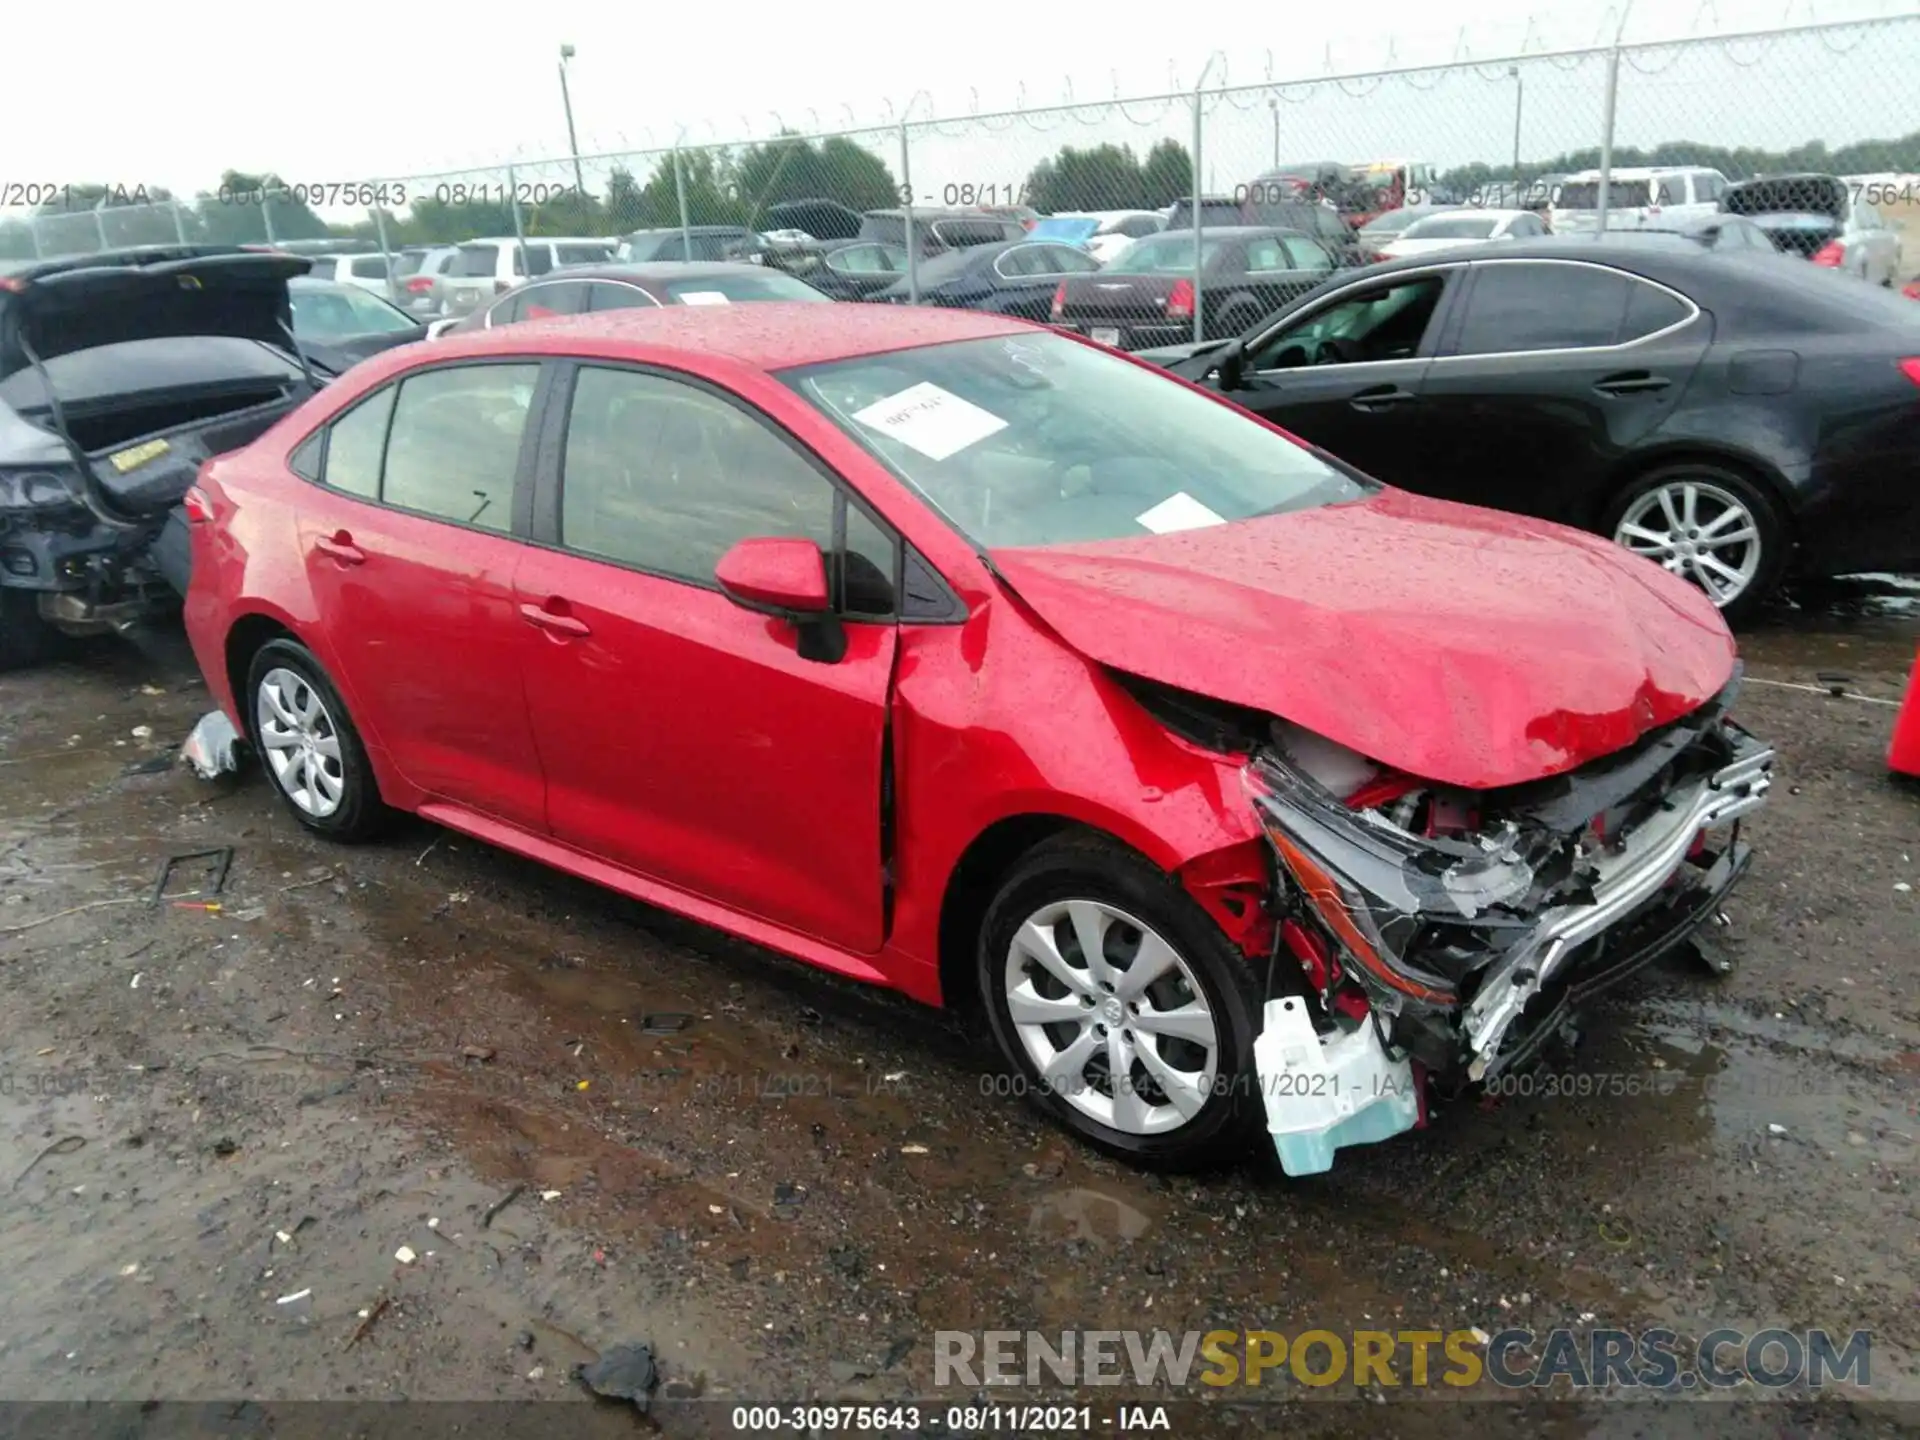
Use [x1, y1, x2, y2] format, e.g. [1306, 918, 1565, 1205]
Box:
[11, 1135, 86, 1190]
[480, 1183, 524, 1229]
[274, 1288, 311, 1306]
[576, 1342, 659, 1412]
[640, 1012, 692, 1035]
[900, 1144, 930, 1155]
[461, 1045, 496, 1062]
[344, 1296, 390, 1350]
[151, 847, 233, 905]
[394, 1245, 417, 1265]
[772, 1182, 807, 1215]
[181, 711, 245, 780]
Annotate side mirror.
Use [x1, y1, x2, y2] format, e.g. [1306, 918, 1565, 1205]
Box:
[715, 536, 845, 662]
[1214, 338, 1247, 392]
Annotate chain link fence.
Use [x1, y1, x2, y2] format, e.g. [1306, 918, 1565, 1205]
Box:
[5, 16, 1915, 334]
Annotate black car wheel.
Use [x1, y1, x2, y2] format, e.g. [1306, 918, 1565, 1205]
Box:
[245, 639, 391, 841]
[0, 590, 62, 673]
[1605, 461, 1787, 624]
[976, 832, 1266, 1172]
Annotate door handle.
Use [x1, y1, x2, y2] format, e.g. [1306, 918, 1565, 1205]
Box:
[1349, 385, 1416, 412]
[1594, 372, 1671, 396]
[314, 532, 365, 565]
[519, 601, 591, 638]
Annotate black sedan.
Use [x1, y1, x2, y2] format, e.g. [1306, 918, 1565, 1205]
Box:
[1054, 227, 1340, 351]
[287, 277, 426, 372]
[870, 238, 1102, 321]
[1143, 239, 1920, 619]
[435, 262, 829, 336]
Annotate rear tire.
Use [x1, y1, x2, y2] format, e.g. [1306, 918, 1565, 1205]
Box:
[975, 833, 1267, 1172]
[1603, 461, 1788, 626]
[0, 590, 62, 673]
[244, 639, 392, 841]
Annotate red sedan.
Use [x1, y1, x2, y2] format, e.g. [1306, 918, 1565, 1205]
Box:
[182, 303, 1774, 1173]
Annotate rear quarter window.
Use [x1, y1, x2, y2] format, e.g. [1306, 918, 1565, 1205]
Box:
[454, 245, 499, 278]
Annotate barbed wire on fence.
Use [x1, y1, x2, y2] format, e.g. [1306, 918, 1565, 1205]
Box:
[2, 11, 1915, 308]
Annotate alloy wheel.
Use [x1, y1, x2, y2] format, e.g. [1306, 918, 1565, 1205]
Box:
[1614, 479, 1763, 608]
[1003, 899, 1220, 1137]
[255, 667, 346, 818]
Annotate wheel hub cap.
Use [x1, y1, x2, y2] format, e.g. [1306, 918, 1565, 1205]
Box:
[1613, 479, 1762, 608]
[256, 667, 346, 819]
[1003, 899, 1220, 1138]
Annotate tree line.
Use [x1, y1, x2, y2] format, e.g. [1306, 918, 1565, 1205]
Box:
[4, 129, 1915, 262]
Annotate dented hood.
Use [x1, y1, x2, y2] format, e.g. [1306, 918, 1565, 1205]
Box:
[990, 489, 1736, 789]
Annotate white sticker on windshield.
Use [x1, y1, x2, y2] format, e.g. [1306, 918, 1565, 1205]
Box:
[676, 291, 731, 305]
[1136, 492, 1227, 534]
[851, 382, 1008, 462]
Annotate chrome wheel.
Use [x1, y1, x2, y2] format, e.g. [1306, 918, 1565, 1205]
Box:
[255, 667, 345, 818]
[1614, 479, 1763, 608]
[1003, 899, 1219, 1137]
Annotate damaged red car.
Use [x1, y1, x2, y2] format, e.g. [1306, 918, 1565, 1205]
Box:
[181, 304, 1774, 1173]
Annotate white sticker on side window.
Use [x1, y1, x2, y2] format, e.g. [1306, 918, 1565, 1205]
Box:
[676, 291, 731, 305]
[1136, 492, 1227, 534]
[851, 382, 1008, 462]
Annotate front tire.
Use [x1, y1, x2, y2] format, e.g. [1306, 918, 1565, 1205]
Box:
[976, 834, 1266, 1172]
[1604, 461, 1787, 625]
[245, 639, 390, 841]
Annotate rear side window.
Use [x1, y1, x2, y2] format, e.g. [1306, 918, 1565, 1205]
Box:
[306, 259, 336, 281]
[1453, 263, 1633, 354]
[381, 365, 539, 531]
[557, 243, 614, 265]
[590, 282, 660, 311]
[350, 256, 390, 279]
[319, 388, 396, 499]
[1619, 279, 1690, 340]
[1280, 236, 1333, 270]
[1655, 175, 1687, 206]
[454, 244, 499, 278]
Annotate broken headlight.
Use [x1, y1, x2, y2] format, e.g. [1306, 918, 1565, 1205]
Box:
[1244, 750, 1548, 1010]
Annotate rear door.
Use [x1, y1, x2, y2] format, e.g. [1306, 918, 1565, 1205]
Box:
[1222, 266, 1461, 484]
[295, 360, 550, 829]
[1413, 258, 1711, 523]
[512, 362, 900, 953]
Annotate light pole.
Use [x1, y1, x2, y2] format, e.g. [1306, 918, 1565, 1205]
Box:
[1509, 65, 1524, 187]
[557, 44, 586, 197]
[1268, 98, 1279, 168]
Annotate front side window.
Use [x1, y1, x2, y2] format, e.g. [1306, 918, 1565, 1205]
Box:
[785, 332, 1368, 551]
[1280, 236, 1334, 270]
[560, 367, 838, 589]
[350, 256, 390, 280]
[381, 364, 539, 531]
[1253, 275, 1447, 368]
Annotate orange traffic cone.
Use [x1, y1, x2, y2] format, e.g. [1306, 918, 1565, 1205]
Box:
[1891, 644, 1920, 778]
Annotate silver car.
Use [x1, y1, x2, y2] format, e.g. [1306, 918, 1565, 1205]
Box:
[1724, 174, 1903, 286]
[389, 245, 460, 316]
[433, 236, 618, 318]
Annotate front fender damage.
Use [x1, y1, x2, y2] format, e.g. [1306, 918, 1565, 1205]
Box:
[1236, 673, 1774, 1175]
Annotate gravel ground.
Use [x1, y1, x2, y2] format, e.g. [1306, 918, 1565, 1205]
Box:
[0, 594, 1913, 1438]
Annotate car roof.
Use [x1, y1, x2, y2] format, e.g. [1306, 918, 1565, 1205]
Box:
[1408, 208, 1530, 222]
[1340, 236, 1734, 279]
[1142, 225, 1305, 240]
[428, 301, 1033, 371]
[459, 235, 613, 245]
[623, 225, 749, 237]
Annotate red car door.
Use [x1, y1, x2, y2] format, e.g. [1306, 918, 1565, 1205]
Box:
[296, 361, 549, 831]
[513, 363, 900, 953]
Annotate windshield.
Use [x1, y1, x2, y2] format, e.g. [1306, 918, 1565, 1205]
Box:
[1558, 180, 1653, 209]
[662, 272, 828, 304]
[1401, 214, 1500, 240]
[1360, 209, 1426, 237]
[1111, 234, 1231, 273]
[1029, 218, 1099, 244]
[289, 282, 418, 338]
[783, 333, 1368, 549]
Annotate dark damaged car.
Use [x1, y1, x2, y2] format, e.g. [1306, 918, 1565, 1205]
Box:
[0, 247, 320, 668]
[181, 305, 1773, 1175]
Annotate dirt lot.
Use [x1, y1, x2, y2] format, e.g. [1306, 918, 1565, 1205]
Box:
[0, 591, 1915, 1437]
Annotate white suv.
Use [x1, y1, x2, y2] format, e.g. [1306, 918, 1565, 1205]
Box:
[1550, 167, 1730, 233]
[436, 236, 617, 318]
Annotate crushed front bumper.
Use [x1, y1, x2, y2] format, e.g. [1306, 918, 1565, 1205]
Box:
[1242, 696, 1774, 1169]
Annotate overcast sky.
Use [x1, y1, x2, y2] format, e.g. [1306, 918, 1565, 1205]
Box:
[9, 0, 1916, 210]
